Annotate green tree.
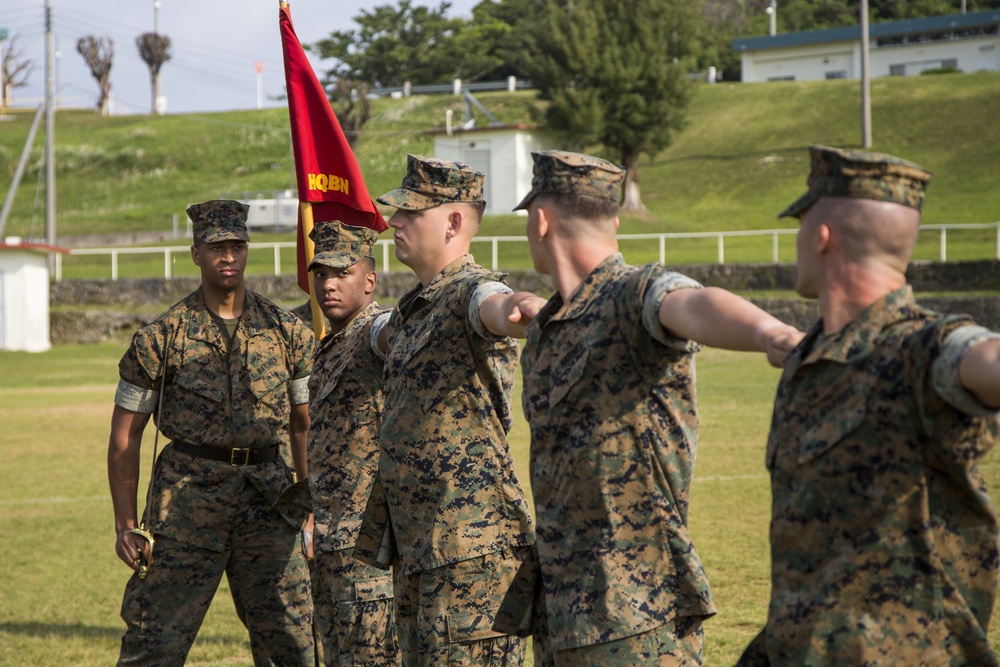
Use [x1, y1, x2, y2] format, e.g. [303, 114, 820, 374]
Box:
[468, 0, 548, 79]
[311, 1, 468, 87]
[528, 0, 702, 211]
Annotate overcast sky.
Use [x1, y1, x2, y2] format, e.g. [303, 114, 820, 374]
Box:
[2, 0, 479, 115]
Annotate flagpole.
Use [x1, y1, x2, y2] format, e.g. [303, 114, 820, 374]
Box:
[299, 201, 326, 340]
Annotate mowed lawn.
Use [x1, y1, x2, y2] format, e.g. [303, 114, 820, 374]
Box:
[1, 344, 999, 665]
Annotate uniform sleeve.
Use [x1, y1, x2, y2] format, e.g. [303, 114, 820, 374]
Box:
[369, 311, 393, 361]
[114, 327, 164, 413]
[468, 281, 514, 339]
[641, 271, 703, 350]
[933, 325, 1000, 417]
[287, 318, 315, 405]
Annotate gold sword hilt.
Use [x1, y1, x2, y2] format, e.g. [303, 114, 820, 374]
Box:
[129, 526, 156, 579]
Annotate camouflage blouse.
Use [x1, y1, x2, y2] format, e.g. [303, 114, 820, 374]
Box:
[762, 286, 1000, 665]
[307, 302, 386, 554]
[377, 255, 535, 575]
[114, 288, 314, 548]
[520, 254, 716, 651]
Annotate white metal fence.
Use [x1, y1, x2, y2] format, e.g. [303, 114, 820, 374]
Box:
[54, 222, 1000, 281]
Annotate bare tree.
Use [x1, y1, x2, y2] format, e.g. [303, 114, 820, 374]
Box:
[76, 35, 114, 116]
[1, 35, 34, 110]
[329, 79, 373, 149]
[136, 32, 171, 115]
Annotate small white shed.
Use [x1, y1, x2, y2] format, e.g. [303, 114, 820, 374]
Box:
[0, 241, 68, 352]
[432, 125, 557, 216]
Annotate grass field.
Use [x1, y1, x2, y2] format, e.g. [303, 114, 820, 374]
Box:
[2, 343, 999, 665]
[2, 71, 999, 245]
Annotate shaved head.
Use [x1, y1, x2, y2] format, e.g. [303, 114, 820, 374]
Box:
[812, 197, 921, 272]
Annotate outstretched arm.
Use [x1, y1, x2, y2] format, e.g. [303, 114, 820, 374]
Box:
[960, 339, 1000, 409]
[659, 286, 804, 367]
[479, 291, 548, 338]
[108, 405, 151, 571]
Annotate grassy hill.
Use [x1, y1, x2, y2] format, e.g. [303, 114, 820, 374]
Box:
[1, 70, 998, 244]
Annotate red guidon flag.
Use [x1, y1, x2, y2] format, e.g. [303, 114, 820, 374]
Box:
[279, 2, 387, 299]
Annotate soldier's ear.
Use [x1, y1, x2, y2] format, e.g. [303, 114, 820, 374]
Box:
[190, 245, 202, 267]
[445, 208, 463, 239]
[535, 207, 551, 241]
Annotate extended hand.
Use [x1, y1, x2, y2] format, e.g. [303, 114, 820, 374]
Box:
[505, 292, 547, 326]
[762, 323, 804, 367]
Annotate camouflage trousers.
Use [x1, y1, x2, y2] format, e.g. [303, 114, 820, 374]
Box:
[117, 485, 315, 666]
[395, 545, 531, 666]
[312, 546, 401, 666]
[543, 616, 704, 667]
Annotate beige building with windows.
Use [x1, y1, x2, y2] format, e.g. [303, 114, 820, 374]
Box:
[733, 9, 1000, 83]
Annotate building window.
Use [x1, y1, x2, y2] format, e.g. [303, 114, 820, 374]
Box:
[825, 70, 848, 79]
[767, 76, 795, 81]
[890, 64, 906, 76]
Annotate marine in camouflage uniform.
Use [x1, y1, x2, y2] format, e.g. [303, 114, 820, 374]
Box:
[738, 146, 1000, 666]
[509, 151, 802, 666]
[305, 221, 401, 666]
[108, 200, 316, 666]
[357, 155, 538, 666]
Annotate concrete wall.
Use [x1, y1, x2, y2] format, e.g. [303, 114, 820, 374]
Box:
[49, 260, 1000, 345]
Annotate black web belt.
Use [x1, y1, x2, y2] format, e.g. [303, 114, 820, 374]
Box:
[171, 441, 280, 466]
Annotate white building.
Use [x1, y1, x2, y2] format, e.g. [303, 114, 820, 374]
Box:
[0, 241, 67, 352]
[733, 9, 1000, 83]
[432, 125, 556, 216]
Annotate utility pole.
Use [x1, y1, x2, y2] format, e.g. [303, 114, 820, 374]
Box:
[767, 0, 777, 37]
[860, 0, 872, 148]
[153, 0, 162, 113]
[44, 0, 56, 259]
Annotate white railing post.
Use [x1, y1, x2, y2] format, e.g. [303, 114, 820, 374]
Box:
[274, 245, 281, 276]
[111, 249, 119, 280]
[164, 249, 171, 278]
[772, 231, 779, 263]
[55, 253, 62, 282]
[659, 235, 666, 264]
[717, 234, 725, 264]
[492, 238, 499, 270]
[383, 242, 390, 273]
[940, 228, 947, 262]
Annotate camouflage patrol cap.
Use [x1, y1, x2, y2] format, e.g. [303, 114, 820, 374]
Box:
[187, 200, 251, 244]
[514, 150, 625, 211]
[307, 221, 378, 271]
[779, 145, 932, 218]
[376, 154, 485, 210]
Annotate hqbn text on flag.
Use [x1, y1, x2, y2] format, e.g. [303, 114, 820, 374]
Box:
[308, 173, 350, 195]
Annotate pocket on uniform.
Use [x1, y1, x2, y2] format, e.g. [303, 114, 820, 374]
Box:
[355, 576, 394, 602]
[549, 348, 590, 408]
[249, 366, 289, 401]
[175, 372, 225, 404]
[447, 610, 505, 644]
[796, 385, 869, 464]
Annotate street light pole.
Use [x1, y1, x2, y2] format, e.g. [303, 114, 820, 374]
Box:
[860, 0, 872, 148]
[766, 1, 777, 37]
[44, 0, 56, 258]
